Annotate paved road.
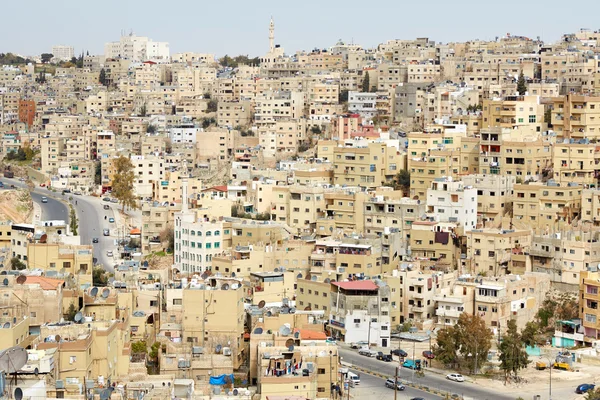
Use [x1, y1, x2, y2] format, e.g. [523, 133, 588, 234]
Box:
[339, 348, 514, 400]
[2, 177, 117, 272]
[350, 367, 443, 400]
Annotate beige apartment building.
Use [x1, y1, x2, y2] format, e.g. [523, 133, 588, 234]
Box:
[579, 270, 600, 343]
[552, 141, 600, 187]
[217, 100, 252, 128]
[482, 95, 544, 132]
[316, 189, 368, 237]
[478, 128, 552, 180]
[363, 193, 426, 239]
[512, 182, 582, 230]
[552, 95, 600, 139]
[531, 230, 600, 291]
[410, 221, 459, 270]
[27, 243, 94, 287]
[465, 228, 531, 276]
[332, 142, 397, 188]
[462, 174, 516, 226]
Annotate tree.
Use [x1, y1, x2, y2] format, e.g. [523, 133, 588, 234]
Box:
[159, 225, 175, 251]
[36, 70, 46, 84]
[99, 68, 107, 86]
[93, 267, 109, 286]
[520, 321, 540, 348]
[517, 72, 527, 95]
[434, 327, 460, 369]
[396, 170, 411, 195]
[311, 125, 322, 135]
[111, 156, 138, 211]
[94, 161, 102, 185]
[131, 340, 148, 354]
[586, 387, 600, 400]
[140, 103, 147, 117]
[10, 257, 25, 270]
[339, 89, 349, 103]
[499, 319, 530, 381]
[69, 205, 78, 235]
[454, 313, 493, 373]
[206, 99, 218, 113]
[361, 71, 370, 92]
[147, 124, 157, 134]
[41, 53, 54, 63]
[65, 303, 78, 322]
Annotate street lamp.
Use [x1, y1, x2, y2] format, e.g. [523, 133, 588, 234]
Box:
[539, 356, 552, 400]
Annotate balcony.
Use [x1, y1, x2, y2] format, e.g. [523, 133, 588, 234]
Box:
[436, 308, 463, 318]
[411, 305, 425, 313]
[554, 330, 584, 342]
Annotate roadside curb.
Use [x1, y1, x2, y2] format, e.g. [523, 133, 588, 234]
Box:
[350, 365, 462, 399]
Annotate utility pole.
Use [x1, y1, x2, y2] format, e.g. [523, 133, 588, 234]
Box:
[367, 318, 372, 348]
[394, 365, 399, 400]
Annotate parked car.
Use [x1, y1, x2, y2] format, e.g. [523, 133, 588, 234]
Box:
[0, 182, 4, 188]
[422, 350, 435, 359]
[110, 198, 119, 203]
[376, 352, 392, 362]
[446, 373, 465, 382]
[576, 383, 596, 394]
[41, 196, 48, 203]
[39, 183, 45, 187]
[19, 177, 25, 182]
[351, 341, 368, 349]
[108, 217, 115, 223]
[103, 204, 110, 210]
[358, 348, 377, 357]
[402, 359, 421, 370]
[385, 378, 405, 391]
[103, 229, 110, 236]
[410, 398, 426, 400]
[102, 197, 111, 202]
[107, 250, 113, 257]
[62, 189, 71, 194]
[92, 238, 99, 244]
[391, 349, 408, 358]
[73, 191, 82, 195]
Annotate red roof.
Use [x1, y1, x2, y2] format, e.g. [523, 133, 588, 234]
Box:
[203, 185, 227, 192]
[24, 276, 64, 290]
[332, 280, 378, 291]
[298, 329, 327, 340]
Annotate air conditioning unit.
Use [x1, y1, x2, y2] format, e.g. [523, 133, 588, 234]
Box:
[355, 323, 360, 328]
[223, 347, 232, 356]
[337, 267, 346, 273]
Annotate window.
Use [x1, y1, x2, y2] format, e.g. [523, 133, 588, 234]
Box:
[69, 356, 77, 364]
[173, 299, 182, 305]
[586, 313, 597, 323]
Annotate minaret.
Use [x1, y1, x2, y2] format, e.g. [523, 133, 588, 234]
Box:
[269, 17, 275, 53]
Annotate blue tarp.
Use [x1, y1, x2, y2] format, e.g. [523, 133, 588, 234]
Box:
[209, 374, 233, 386]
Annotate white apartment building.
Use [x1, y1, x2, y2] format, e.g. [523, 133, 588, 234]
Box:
[348, 91, 377, 119]
[51, 45, 74, 61]
[104, 34, 169, 62]
[426, 177, 477, 230]
[168, 118, 200, 144]
[175, 183, 225, 273]
[131, 155, 165, 199]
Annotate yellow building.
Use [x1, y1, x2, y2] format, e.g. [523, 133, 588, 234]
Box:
[465, 228, 531, 276]
[27, 243, 93, 287]
[332, 142, 397, 188]
[580, 271, 600, 343]
[552, 94, 600, 139]
[482, 95, 545, 131]
[512, 182, 582, 230]
[553, 141, 600, 187]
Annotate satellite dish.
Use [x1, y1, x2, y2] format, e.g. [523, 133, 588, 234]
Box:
[285, 338, 294, 347]
[74, 312, 83, 323]
[102, 288, 110, 298]
[90, 287, 98, 297]
[258, 300, 266, 309]
[253, 327, 263, 334]
[215, 344, 222, 354]
[2, 278, 8, 286]
[324, 278, 331, 283]
[200, 272, 209, 280]
[99, 388, 114, 400]
[289, 307, 296, 314]
[297, 273, 303, 279]
[231, 272, 236, 277]
[282, 327, 291, 336]
[231, 283, 239, 290]
[40, 234, 48, 243]
[279, 325, 290, 336]
[16, 275, 26, 285]
[0, 347, 28, 373]
[304, 306, 312, 311]
[221, 283, 230, 290]
[14, 388, 23, 400]
[266, 311, 272, 317]
[3, 322, 10, 329]
[233, 389, 239, 396]
[274, 268, 279, 272]
[288, 345, 295, 351]
[55, 335, 61, 342]
[294, 331, 300, 339]
[282, 298, 289, 306]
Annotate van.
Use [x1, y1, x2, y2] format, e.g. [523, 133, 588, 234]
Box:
[346, 372, 360, 386]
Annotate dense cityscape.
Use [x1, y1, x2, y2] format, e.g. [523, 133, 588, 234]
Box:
[2, 15, 600, 400]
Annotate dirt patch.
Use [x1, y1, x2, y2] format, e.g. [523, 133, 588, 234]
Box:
[144, 253, 174, 270]
[0, 189, 33, 223]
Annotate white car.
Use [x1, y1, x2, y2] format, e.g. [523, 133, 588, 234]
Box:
[107, 250, 113, 257]
[446, 373, 465, 382]
[358, 348, 377, 357]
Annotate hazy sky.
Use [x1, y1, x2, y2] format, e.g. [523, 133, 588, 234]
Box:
[2, 0, 600, 58]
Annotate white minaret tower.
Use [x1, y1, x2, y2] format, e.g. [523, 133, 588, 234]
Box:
[269, 17, 275, 52]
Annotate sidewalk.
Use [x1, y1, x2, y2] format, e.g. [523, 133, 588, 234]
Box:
[31, 201, 42, 225]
